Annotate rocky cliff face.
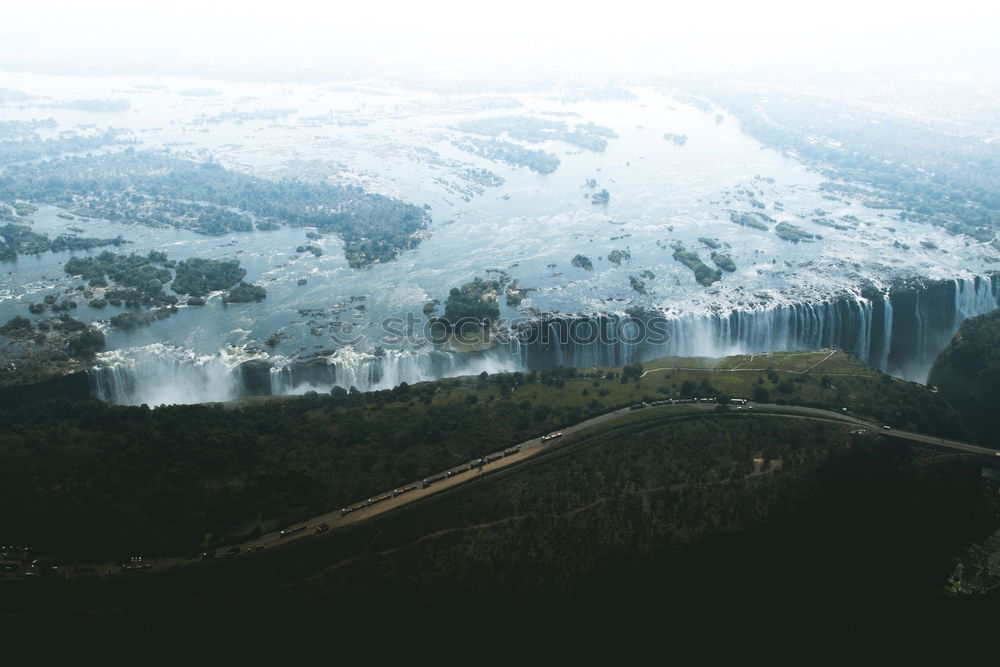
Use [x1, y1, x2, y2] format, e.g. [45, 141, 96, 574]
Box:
[928, 307, 1000, 446]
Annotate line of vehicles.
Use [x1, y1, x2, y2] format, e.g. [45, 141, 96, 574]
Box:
[207, 402, 927, 560]
[18, 398, 998, 584]
[121, 556, 151, 571]
[339, 444, 526, 516]
[275, 522, 330, 539]
[629, 397, 752, 410]
[224, 399, 764, 550]
[339, 482, 422, 516]
[279, 524, 308, 538]
[203, 398, 760, 556]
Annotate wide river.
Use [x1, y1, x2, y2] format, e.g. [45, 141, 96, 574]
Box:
[1, 74, 996, 402]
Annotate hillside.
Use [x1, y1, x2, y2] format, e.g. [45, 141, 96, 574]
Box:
[929, 308, 1000, 445]
[0, 350, 970, 564]
[1, 407, 996, 642]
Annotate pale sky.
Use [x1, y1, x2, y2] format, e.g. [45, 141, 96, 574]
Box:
[0, 0, 997, 82]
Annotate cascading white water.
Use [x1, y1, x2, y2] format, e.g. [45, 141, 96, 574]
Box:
[91, 342, 525, 405]
[90, 344, 255, 406]
[88, 275, 1000, 405]
[954, 276, 998, 325]
[268, 346, 523, 396]
[518, 275, 999, 381]
[880, 296, 893, 372]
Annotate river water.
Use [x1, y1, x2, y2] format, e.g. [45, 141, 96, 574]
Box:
[0, 73, 996, 403]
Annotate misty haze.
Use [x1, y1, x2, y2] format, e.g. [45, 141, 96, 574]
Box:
[2, 0, 999, 647]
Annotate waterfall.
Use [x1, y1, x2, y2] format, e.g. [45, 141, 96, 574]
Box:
[88, 275, 1000, 405]
[515, 275, 999, 382]
[90, 343, 523, 406]
[880, 295, 893, 372]
[89, 344, 247, 406]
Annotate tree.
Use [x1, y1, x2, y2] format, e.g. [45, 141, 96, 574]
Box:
[66, 329, 105, 357]
[330, 386, 348, 406]
[441, 278, 500, 326]
[622, 363, 644, 381]
[752, 386, 770, 403]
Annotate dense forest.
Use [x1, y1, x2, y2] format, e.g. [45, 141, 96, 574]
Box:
[222, 281, 267, 303]
[61, 250, 264, 327]
[293, 415, 992, 619]
[0, 314, 104, 359]
[440, 277, 501, 326]
[0, 150, 429, 266]
[0, 351, 969, 563]
[64, 251, 176, 308]
[0, 126, 129, 164]
[171, 258, 246, 298]
[1, 409, 995, 643]
[0, 221, 125, 261]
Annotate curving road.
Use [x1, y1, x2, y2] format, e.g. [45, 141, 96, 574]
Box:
[55, 399, 999, 579]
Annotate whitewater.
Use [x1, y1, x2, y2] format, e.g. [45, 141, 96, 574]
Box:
[1, 74, 997, 404]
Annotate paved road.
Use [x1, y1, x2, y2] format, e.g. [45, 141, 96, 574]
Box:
[745, 403, 1000, 457]
[56, 399, 999, 579]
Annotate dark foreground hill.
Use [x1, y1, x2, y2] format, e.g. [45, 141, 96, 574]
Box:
[929, 308, 1000, 446]
[0, 350, 968, 563]
[2, 408, 998, 646]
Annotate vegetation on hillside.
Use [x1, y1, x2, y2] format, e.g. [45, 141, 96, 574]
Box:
[929, 308, 1000, 443]
[0, 350, 968, 562]
[2, 408, 992, 638]
[300, 414, 989, 618]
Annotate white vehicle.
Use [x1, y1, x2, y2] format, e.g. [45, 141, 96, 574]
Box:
[541, 432, 563, 442]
